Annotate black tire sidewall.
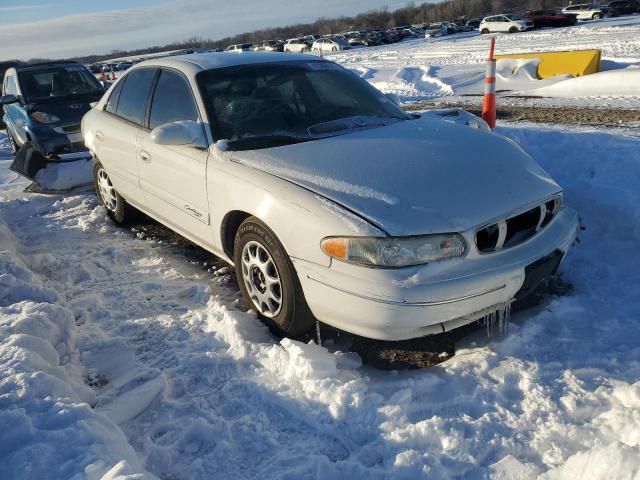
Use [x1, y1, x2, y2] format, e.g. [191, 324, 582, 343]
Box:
[93, 161, 129, 224]
[234, 218, 314, 337]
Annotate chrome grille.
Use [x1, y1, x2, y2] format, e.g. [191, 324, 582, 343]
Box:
[475, 196, 562, 253]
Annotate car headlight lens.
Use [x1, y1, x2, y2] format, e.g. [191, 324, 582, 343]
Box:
[321, 234, 466, 268]
[30, 112, 61, 124]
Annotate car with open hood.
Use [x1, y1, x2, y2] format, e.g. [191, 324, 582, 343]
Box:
[81, 52, 579, 341]
[1, 61, 104, 181]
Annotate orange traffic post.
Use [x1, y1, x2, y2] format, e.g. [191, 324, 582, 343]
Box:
[481, 37, 497, 130]
[111, 70, 116, 81]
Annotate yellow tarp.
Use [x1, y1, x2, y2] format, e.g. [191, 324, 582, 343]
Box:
[494, 49, 601, 79]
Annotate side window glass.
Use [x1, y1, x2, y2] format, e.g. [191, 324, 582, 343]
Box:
[116, 68, 157, 125]
[105, 78, 124, 114]
[149, 70, 199, 130]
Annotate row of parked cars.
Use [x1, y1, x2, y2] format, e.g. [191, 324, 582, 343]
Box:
[0, 54, 579, 342]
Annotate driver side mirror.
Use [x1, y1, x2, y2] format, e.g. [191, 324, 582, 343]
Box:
[0, 94, 18, 106]
[150, 120, 207, 148]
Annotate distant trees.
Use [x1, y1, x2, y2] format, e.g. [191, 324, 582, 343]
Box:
[59, 0, 565, 64]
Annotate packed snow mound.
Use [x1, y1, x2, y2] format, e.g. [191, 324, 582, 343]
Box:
[496, 58, 572, 91]
[34, 158, 94, 191]
[0, 218, 154, 479]
[526, 69, 640, 98]
[368, 66, 454, 100]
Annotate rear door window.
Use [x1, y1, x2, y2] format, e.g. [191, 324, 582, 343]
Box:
[115, 68, 157, 126]
[149, 70, 199, 130]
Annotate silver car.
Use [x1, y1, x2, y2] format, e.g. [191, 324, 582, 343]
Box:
[81, 53, 579, 341]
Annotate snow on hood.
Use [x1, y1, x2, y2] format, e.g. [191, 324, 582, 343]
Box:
[231, 115, 561, 235]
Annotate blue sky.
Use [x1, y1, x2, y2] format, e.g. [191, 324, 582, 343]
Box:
[0, 0, 415, 60]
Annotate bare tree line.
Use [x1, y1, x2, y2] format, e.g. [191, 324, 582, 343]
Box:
[41, 0, 563, 64]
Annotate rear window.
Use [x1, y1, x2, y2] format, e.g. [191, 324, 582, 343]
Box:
[115, 68, 157, 126]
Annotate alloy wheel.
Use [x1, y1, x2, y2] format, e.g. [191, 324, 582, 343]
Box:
[97, 168, 117, 212]
[241, 240, 282, 318]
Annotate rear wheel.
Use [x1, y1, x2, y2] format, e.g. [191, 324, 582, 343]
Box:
[592, 12, 602, 19]
[481, 28, 490, 34]
[93, 161, 137, 224]
[234, 217, 315, 337]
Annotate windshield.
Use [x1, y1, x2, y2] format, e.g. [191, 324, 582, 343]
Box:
[197, 61, 410, 149]
[18, 65, 103, 102]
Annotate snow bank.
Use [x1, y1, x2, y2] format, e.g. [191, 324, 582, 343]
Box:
[0, 218, 153, 479]
[34, 159, 94, 191]
[526, 69, 640, 98]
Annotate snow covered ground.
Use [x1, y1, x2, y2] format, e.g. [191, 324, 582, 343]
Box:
[1, 119, 640, 479]
[330, 15, 640, 107]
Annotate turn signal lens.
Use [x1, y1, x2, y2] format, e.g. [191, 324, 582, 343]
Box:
[321, 234, 466, 268]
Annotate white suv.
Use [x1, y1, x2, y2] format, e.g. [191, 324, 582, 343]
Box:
[480, 14, 535, 34]
[561, 4, 607, 20]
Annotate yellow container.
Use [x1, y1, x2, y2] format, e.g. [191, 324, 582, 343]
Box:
[494, 49, 601, 79]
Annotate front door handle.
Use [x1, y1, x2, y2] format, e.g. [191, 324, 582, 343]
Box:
[139, 151, 152, 163]
[95, 130, 104, 141]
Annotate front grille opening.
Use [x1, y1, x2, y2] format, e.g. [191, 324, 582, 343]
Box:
[475, 196, 562, 254]
[476, 224, 500, 253]
[503, 206, 540, 248]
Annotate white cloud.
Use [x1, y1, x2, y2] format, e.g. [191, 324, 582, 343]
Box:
[0, 0, 412, 59]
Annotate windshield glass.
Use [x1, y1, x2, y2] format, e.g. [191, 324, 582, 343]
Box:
[197, 61, 410, 148]
[19, 65, 103, 102]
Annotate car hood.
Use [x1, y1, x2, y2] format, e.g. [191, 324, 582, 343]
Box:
[231, 115, 561, 236]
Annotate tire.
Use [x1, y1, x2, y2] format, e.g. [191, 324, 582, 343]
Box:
[234, 217, 315, 337]
[332, 46, 337, 52]
[93, 161, 136, 224]
[481, 28, 490, 34]
[509, 26, 518, 33]
[592, 13, 601, 19]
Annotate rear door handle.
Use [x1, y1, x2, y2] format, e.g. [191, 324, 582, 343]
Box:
[95, 130, 104, 141]
[139, 151, 152, 163]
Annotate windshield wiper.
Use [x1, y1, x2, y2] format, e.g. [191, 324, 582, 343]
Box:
[226, 134, 314, 151]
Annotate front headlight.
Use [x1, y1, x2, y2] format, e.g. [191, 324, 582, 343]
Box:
[30, 111, 61, 124]
[321, 234, 466, 268]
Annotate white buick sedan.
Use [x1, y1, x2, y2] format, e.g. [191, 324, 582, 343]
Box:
[81, 52, 579, 341]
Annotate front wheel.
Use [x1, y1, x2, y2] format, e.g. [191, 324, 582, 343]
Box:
[234, 217, 315, 337]
[592, 13, 601, 19]
[93, 161, 136, 224]
[481, 28, 490, 34]
[509, 26, 518, 33]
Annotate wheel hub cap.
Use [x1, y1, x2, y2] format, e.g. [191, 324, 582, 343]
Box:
[241, 240, 282, 318]
[97, 168, 117, 212]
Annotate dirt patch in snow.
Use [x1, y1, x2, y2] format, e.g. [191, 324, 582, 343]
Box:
[406, 101, 640, 128]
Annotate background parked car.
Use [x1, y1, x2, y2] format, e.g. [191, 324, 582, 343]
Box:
[253, 40, 284, 52]
[225, 43, 253, 52]
[466, 18, 482, 29]
[284, 38, 311, 53]
[607, 0, 640, 15]
[524, 9, 578, 27]
[561, 3, 608, 20]
[1, 61, 103, 179]
[424, 23, 449, 37]
[480, 14, 534, 33]
[312, 37, 350, 52]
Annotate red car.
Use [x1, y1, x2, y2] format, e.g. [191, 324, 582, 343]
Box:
[524, 10, 578, 28]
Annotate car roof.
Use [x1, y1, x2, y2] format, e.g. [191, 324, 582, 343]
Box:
[140, 52, 319, 71]
[15, 61, 81, 72]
